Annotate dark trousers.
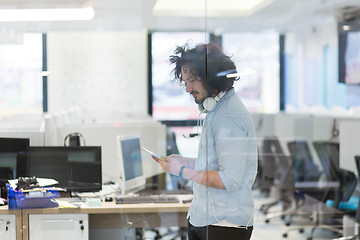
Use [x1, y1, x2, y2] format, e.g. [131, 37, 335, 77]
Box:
[188, 220, 253, 240]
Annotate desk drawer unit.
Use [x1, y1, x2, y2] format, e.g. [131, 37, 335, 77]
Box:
[29, 214, 88, 240]
[0, 215, 16, 240]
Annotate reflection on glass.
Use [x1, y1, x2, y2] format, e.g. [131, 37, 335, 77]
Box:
[222, 32, 279, 113]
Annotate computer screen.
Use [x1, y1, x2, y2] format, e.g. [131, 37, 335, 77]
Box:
[117, 134, 146, 195]
[0, 137, 29, 179]
[338, 17, 360, 84]
[28, 146, 102, 192]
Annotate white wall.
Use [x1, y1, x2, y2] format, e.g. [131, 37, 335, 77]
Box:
[45, 29, 167, 183]
[47, 30, 148, 117]
[56, 121, 166, 183]
[339, 120, 360, 175]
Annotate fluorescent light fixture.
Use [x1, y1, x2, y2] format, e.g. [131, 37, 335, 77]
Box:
[226, 68, 257, 78]
[0, 0, 95, 22]
[153, 0, 275, 17]
[39, 71, 51, 77]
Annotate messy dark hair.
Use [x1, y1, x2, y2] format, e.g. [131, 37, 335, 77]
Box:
[169, 42, 238, 97]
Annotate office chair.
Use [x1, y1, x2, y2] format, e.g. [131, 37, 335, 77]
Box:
[312, 142, 358, 216]
[312, 141, 340, 204]
[271, 140, 323, 227]
[258, 137, 296, 223]
[258, 137, 278, 196]
[288, 140, 322, 184]
[283, 140, 356, 239]
[313, 141, 339, 181]
[283, 167, 357, 240]
[332, 156, 360, 240]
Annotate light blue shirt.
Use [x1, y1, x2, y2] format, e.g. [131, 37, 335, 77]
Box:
[187, 88, 258, 227]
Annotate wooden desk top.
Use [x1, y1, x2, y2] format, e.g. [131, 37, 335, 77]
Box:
[21, 201, 190, 215]
[0, 205, 21, 214]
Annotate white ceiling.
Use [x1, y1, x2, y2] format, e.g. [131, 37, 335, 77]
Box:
[1, 0, 360, 34]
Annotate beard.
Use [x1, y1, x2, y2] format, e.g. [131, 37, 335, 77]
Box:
[191, 91, 206, 105]
[195, 97, 204, 105]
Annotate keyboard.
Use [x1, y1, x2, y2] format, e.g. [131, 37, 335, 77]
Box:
[115, 195, 179, 204]
[137, 189, 192, 195]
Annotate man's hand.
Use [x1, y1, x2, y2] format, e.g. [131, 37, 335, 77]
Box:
[152, 155, 182, 176]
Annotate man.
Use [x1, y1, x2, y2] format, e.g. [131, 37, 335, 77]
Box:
[153, 43, 258, 240]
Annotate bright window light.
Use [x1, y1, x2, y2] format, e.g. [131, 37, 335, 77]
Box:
[0, 6, 95, 22]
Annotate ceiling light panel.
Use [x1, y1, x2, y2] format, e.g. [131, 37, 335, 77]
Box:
[0, 0, 95, 22]
[152, 0, 276, 17]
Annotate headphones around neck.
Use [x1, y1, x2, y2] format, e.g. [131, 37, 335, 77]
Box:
[198, 91, 226, 112]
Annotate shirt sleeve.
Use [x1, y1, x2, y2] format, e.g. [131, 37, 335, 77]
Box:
[213, 114, 251, 191]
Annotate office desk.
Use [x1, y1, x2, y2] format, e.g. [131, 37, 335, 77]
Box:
[21, 201, 190, 240]
[0, 206, 22, 240]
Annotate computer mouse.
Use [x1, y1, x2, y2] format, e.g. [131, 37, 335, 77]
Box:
[104, 196, 113, 202]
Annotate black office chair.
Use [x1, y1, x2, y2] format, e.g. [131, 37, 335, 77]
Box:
[288, 140, 322, 184]
[312, 141, 340, 203]
[332, 156, 360, 240]
[267, 140, 322, 227]
[277, 140, 327, 226]
[258, 137, 295, 223]
[258, 136, 279, 196]
[283, 167, 357, 240]
[283, 140, 339, 239]
[313, 141, 339, 181]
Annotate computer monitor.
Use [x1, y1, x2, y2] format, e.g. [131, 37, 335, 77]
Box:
[116, 134, 146, 195]
[28, 146, 102, 193]
[0, 137, 29, 179]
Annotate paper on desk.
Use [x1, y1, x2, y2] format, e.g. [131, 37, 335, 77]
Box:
[55, 199, 81, 208]
[8, 178, 59, 189]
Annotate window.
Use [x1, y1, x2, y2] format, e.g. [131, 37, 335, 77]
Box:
[151, 32, 208, 120]
[0, 33, 43, 117]
[222, 32, 280, 113]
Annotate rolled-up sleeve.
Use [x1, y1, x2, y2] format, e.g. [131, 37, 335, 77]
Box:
[214, 115, 250, 191]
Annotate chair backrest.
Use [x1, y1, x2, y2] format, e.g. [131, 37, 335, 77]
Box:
[334, 168, 357, 208]
[260, 137, 294, 191]
[313, 141, 339, 181]
[354, 156, 360, 222]
[261, 137, 280, 180]
[287, 140, 321, 182]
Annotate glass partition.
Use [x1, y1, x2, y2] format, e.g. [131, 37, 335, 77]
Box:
[0, 1, 358, 240]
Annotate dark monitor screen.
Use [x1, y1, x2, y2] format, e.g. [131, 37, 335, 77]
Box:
[28, 146, 102, 192]
[0, 137, 29, 179]
[338, 18, 360, 84]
